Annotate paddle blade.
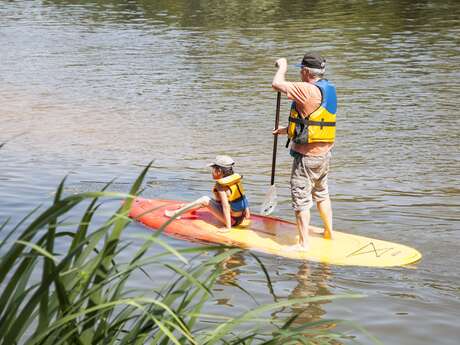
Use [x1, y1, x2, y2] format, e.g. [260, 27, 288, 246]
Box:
[260, 184, 277, 215]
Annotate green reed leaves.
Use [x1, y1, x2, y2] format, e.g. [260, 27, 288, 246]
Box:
[0, 163, 370, 345]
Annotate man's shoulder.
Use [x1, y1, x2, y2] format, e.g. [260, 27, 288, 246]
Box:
[288, 81, 321, 93]
[288, 81, 315, 87]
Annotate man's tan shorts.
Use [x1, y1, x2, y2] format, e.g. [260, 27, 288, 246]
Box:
[290, 151, 331, 211]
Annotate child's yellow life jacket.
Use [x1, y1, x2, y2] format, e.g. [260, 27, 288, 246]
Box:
[213, 173, 249, 212]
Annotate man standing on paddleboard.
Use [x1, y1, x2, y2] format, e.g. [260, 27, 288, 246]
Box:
[272, 53, 337, 250]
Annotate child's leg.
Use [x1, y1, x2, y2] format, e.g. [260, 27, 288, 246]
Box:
[206, 199, 227, 225]
[165, 196, 211, 218]
[165, 197, 230, 229]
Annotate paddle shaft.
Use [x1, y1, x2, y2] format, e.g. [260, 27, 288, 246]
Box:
[270, 92, 281, 186]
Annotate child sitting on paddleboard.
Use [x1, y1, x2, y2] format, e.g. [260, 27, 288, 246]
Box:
[164, 155, 251, 232]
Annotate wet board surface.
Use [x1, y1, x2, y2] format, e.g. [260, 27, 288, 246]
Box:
[129, 198, 422, 267]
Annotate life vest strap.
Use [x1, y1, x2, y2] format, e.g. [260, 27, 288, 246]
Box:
[289, 116, 335, 128]
[307, 120, 336, 127]
[289, 116, 306, 125]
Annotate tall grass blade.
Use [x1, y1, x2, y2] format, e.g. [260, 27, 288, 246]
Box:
[165, 263, 213, 297]
[0, 234, 47, 335]
[2, 240, 89, 344]
[15, 240, 57, 263]
[201, 295, 363, 344]
[0, 206, 40, 252]
[38, 177, 65, 333]
[0, 216, 10, 234]
[249, 252, 277, 301]
[0, 163, 373, 345]
[130, 233, 188, 265]
[83, 162, 151, 336]
[0, 197, 83, 284]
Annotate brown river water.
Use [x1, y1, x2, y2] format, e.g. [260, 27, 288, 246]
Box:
[1, 0, 459, 343]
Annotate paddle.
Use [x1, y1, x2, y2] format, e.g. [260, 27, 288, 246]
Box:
[260, 91, 281, 215]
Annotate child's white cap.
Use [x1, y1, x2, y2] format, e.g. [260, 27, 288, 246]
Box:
[207, 155, 235, 168]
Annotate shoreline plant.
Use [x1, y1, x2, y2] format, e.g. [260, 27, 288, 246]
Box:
[0, 163, 375, 345]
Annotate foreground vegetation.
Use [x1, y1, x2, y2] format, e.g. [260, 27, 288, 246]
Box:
[0, 163, 373, 344]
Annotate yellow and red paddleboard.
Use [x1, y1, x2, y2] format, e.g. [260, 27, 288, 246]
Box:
[129, 198, 422, 267]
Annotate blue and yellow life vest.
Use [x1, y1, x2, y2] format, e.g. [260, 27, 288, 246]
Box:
[287, 79, 337, 145]
[213, 174, 249, 212]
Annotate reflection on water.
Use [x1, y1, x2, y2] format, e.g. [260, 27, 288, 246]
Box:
[1, 0, 460, 344]
[214, 251, 248, 307]
[216, 251, 247, 287]
[215, 251, 335, 330]
[288, 263, 332, 326]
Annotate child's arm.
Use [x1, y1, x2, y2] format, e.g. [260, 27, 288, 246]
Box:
[245, 207, 251, 219]
[216, 190, 232, 229]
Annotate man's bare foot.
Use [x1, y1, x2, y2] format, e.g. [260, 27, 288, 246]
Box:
[308, 226, 333, 239]
[217, 227, 231, 233]
[323, 230, 333, 239]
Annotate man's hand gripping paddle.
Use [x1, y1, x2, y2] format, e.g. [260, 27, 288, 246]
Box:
[260, 91, 281, 215]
